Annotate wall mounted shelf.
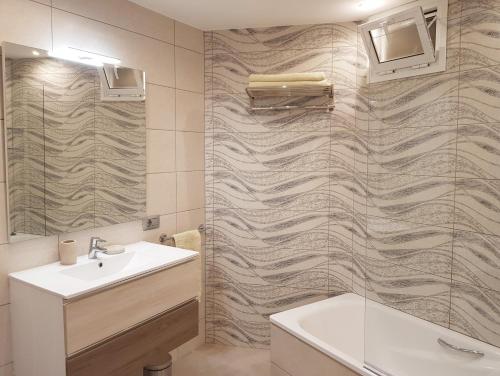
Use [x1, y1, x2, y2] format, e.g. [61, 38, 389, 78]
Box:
[246, 84, 334, 112]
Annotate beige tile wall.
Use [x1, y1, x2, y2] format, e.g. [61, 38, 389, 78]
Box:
[0, 0, 205, 373]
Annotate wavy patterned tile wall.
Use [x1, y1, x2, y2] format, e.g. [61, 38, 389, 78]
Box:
[205, 0, 500, 350]
[205, 23, 358, 348]
[359, 0, 500, 349]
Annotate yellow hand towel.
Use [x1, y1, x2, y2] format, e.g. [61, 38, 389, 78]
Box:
[248, 79, 330, 88]
[172, 229, 201, 253]
[249, 72, 326, 82]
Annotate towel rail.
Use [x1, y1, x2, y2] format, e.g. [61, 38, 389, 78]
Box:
[159, 224, 205, 245]
[251, 104, 335, 111]
[246, 83, 334, 112]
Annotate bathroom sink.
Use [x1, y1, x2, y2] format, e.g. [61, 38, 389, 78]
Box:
[9, 241, 198, 299]
[59, 252, 137, 281]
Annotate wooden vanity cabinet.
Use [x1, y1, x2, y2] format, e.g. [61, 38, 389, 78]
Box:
[64, 259, 200, 354]
[10, 258, 201, 376]
[67, 299, 198, 376]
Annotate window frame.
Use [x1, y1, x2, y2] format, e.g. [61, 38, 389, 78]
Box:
[360, 0, 448, 83]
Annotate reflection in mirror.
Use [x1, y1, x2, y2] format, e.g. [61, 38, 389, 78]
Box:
[2, 43, 147, 243]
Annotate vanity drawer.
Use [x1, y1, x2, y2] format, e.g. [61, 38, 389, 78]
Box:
[64, 258, 200, 355]
[66, 299, 198, 376]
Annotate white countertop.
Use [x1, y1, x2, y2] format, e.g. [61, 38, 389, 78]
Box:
[9, 241, 198, 299]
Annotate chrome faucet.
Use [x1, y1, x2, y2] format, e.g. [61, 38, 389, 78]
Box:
[88, 237, 107, 259]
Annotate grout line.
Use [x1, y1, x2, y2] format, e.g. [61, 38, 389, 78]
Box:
[50, 4, 54, 51]
[209, 32, 215, 343]
[146, 170, 205, 175]
[175, 87, 205, 95]
[351, 27, 361, 294]
[448, 4, 464, 329]
[173, 44, 204, 57]
[326, 24, 335, 296]
[173, 26, 178, 235]
[147, 128, 205, 133]
[0, 362, 13, 370]
[147, 82, 203, 95]
[50, 7, 176, 46]
[209, 45, 357, 55]
[28, 0, 51, 5]
[42, 3, 203, 55]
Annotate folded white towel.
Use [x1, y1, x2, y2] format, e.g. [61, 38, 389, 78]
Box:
[248, 79, 330, 88]
[249, 72, 326, 83]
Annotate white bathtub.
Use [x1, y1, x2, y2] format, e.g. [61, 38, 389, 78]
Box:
[270, 293, 500, 376]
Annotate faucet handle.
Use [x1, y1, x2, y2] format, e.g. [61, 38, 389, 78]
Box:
[90, 236, 106, 247]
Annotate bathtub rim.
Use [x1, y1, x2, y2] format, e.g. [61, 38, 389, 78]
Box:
[270, 293, 372, 376]
[270, 292, 500, 376]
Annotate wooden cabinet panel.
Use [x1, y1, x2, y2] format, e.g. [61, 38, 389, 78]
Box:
[67, 300, 198, 376]
[65, 259, 200, 355]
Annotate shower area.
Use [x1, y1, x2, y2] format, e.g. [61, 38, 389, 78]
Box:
[203, 0, 500, 373]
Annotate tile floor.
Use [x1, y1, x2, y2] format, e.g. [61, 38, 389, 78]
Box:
[173, 344, 272, 376]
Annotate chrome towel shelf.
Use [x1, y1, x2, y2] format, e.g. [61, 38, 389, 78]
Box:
[246, 84, 334, 112]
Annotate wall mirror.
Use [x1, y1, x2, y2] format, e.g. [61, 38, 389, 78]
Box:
[2, 42, 147, 243]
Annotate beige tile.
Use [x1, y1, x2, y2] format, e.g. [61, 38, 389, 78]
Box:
[0, 124, 4, 182]
[0, 305, 11, 366]
[0, 185, 10, 304]
[0, 237, 59, 304]
[176, 208, 206, 315]
[271, 364, 291, 376]
[176, 132, 204, 171]
[52, 9, 175, 86]
[0, 363, 13, 376]
[199, 316, 206, 337]
[147, 173, 177, 215]
[170, 346, 180, 362]
[177, 171, 204, 212]
[0, 248, 6, 306]
[173, 344, 271, 376]
[59, 221, 144, 256]
[177, 209, 205, 233]
[175, 47, 204, 93]
[142, 213, 177, 244]
[6, 236, 59, 270]
[147, 84, 175, 131]
[147, 130, 176, 173]
[176, 90, 204, 132]
[176, 320, 206, 358]
[0, 185, 7, 245]
[175, 21, 204, 53]
[0, 67, 3, 120]
[0, 0, 51, 51]
[198, 289, 206, 319]
[52, 0, 174, 43]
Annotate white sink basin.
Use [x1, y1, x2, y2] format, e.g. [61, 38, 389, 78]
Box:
[60, 252, 136, 281]
[9, 241, 198, 299]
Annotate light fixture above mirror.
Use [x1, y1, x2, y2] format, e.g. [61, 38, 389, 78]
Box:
[48, 46, 121, 67]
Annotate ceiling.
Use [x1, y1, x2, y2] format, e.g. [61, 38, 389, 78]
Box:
[130, 0, 414, 31]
